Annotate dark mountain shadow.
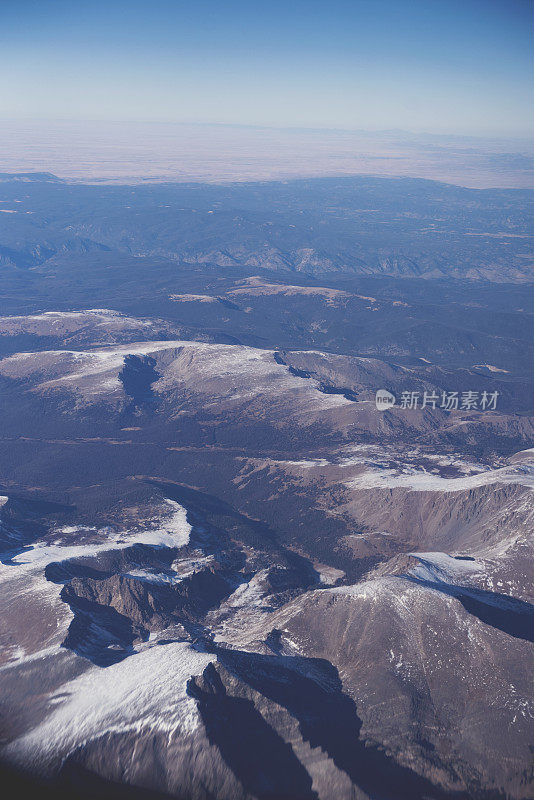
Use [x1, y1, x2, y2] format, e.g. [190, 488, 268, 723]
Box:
[60, 590, 149, 667]
[212, 647, 480, 800]
[119, 354, 160, 410]
[274, 352, 359, 401]
[188, 663, 318, 800]
[318, 382, 359, 402]
[46, 561, 113, 583]
[406, 577, 534, 643]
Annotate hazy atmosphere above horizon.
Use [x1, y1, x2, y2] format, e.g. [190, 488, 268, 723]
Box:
[1, 0, 533, 136]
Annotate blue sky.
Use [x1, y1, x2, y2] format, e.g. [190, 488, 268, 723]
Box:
[1, 0, 533, 136]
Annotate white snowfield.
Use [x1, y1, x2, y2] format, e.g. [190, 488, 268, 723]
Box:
[2, 641, 213, 773]
[327, 553, 494, 620]
[169, 293, 219, 303]
[0, 309, 155, 335]
[336, 443, 489, 472]
[330, 551, 484, 599]
[408, 552, 484, 583]
[2, 500, 191, 573]
[472, 364, 510, 373]
[0, 339, 352, 410]
[0, 500, 192, 671]
[226, 277, 351, 303]
[0, 483, 204, 761]
[347, 461, 534, 493]
[271, 458, 331, 469]
[0, 342, 183, 390]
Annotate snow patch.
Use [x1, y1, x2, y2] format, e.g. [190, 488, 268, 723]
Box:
[2, 642, 213, 772]
[169, 294, 218, 303]
[4, 500, 190, 571]
[347, 463, 534, 493]
[409, 552, 483, 584]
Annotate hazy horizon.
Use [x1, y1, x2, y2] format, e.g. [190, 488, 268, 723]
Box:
[1, 118, 533, 188]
